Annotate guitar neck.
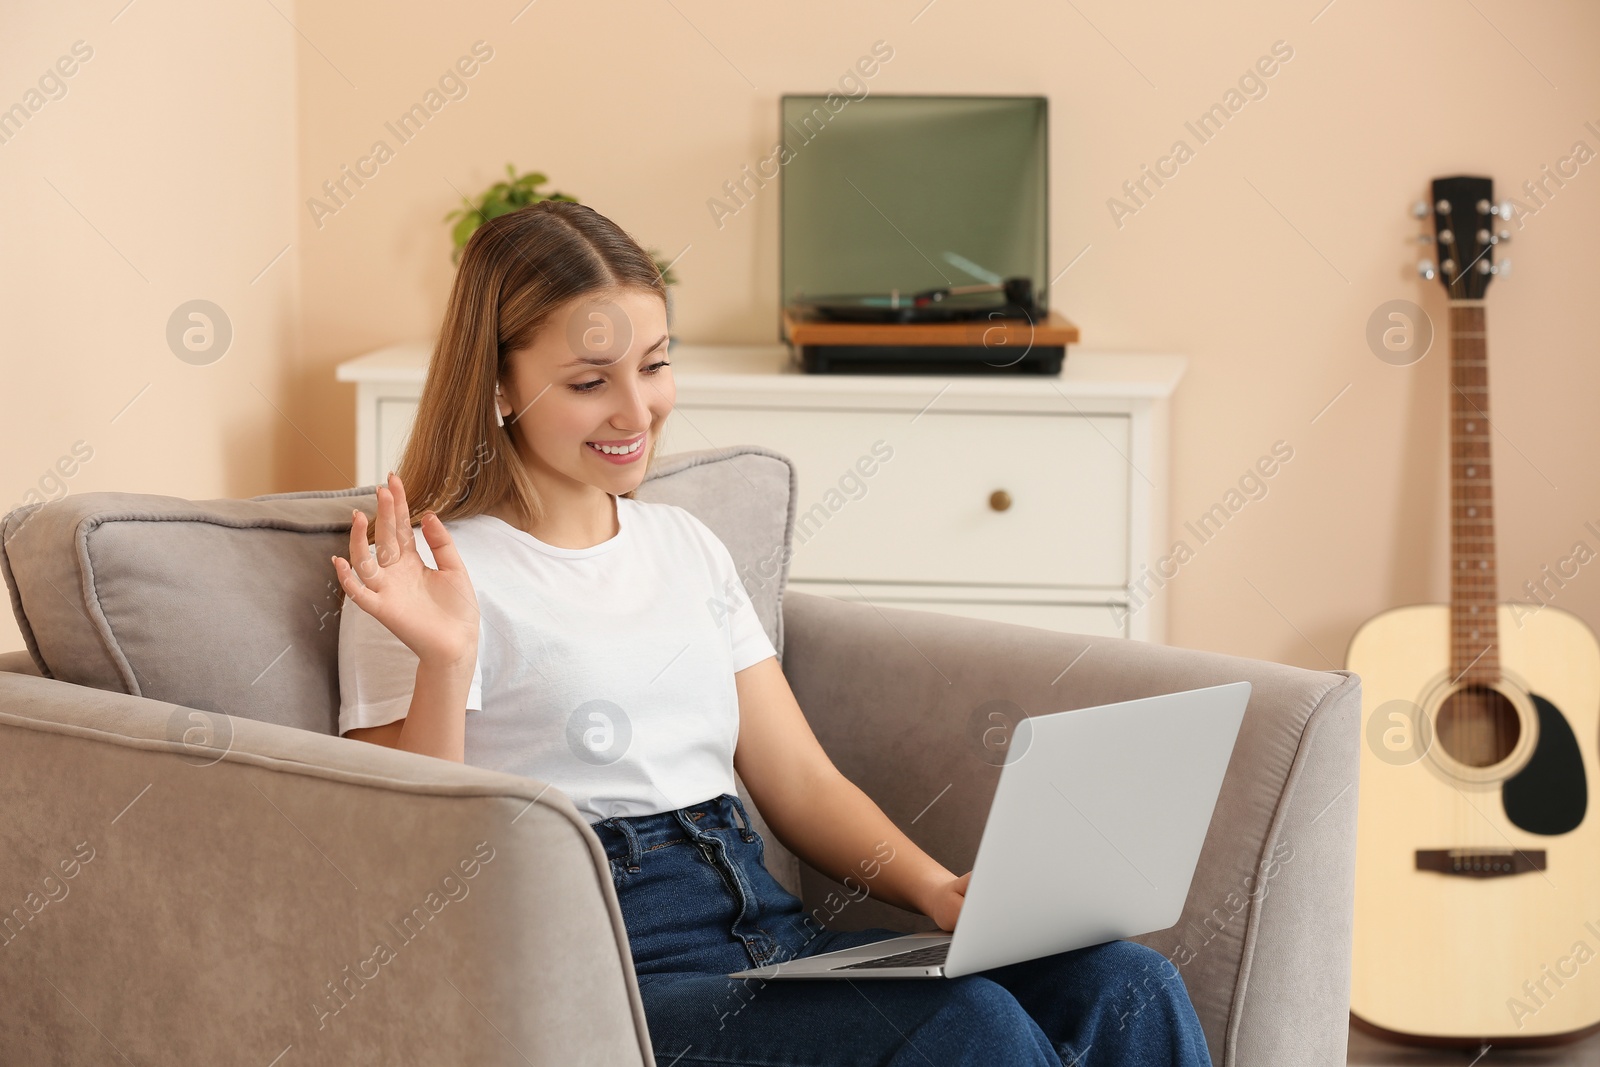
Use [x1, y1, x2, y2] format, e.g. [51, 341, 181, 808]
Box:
[1449, 302, 1500, 684]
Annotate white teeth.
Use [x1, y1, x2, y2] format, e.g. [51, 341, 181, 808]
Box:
[589, 438, 642, 455]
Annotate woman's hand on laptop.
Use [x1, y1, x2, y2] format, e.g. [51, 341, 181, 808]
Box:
[923, 870, 972, 932]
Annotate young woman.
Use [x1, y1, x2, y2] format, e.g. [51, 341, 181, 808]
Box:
[332, 200, 1212, 1067]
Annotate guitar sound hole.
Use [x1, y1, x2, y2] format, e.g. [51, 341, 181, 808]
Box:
[1435, 685, 1520, 767]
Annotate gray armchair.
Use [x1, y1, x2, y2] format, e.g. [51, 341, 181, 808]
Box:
[0, 445, 1360, 1066]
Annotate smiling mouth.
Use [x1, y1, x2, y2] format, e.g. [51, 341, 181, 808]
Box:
[586, 433, 645, 456]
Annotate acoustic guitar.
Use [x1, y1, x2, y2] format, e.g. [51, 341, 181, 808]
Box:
[1348, 174, 1600, 1047]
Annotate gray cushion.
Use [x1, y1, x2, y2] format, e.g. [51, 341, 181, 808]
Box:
[0, 446, 797, 736]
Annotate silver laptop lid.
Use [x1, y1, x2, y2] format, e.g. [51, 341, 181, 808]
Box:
[944, 681, 1250, 978]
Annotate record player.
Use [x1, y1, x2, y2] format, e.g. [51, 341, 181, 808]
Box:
[793, 276, 1041, 324]
[777, 93, 1073, 374]
[782, 276, 1079, 375]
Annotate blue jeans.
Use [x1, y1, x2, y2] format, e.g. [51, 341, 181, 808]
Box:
[594, 793, 1213, 1067]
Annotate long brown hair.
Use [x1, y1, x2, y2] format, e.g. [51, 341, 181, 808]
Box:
[376, 200, 668, 544]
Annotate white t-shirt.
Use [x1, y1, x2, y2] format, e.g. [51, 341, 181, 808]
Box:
[336, 494, 778, 824]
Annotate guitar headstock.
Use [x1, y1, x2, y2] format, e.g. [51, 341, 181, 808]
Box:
[1413, 175, 1511, 301]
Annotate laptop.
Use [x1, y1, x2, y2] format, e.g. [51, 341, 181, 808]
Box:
[728, 680, 1251, 980]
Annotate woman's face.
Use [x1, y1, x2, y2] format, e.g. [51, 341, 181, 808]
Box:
[498, 287, 674, 497]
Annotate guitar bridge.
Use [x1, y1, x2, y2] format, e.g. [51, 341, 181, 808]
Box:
[1414, 848, 1546, 878]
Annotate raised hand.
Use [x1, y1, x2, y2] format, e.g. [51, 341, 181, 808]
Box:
[332, 472, 480, 668]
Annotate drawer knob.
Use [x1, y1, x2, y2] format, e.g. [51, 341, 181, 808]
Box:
[989, 489, 1012, 512]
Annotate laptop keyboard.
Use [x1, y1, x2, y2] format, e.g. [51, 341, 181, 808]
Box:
[833, 942, 951, 970]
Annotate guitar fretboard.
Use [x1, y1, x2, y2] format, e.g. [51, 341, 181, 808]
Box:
[1448, 303, 1500, 684]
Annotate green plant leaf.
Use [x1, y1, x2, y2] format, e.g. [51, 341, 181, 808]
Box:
[447, 167, 584, 263]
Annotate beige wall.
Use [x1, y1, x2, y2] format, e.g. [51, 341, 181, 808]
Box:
[4, 0, 1599, 671]
[1, 3, 300, 656]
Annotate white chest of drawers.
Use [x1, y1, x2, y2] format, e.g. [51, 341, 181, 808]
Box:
[336, 342, 1185, 643]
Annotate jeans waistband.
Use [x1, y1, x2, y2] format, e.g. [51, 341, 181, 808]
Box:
[592, 793, 756, 869]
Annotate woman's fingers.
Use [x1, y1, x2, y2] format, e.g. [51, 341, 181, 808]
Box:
[349, 509, 377, 582]
[346, 508, 367, 578]
[391, 473, 419, 560]
[419, 510, 467, 574]
[332, 554, 375, 612]
[374, 476, 399, 567]
[333, 553, 359, 594]
[342, 509, 382, 589]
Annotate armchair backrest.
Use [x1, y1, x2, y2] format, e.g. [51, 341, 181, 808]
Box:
[0, 446, 797, 736]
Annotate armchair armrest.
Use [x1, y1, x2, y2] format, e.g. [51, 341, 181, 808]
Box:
[777, 590, 1360, 1067]
[0, 671, 653, 1067]
[0, 649, 42, 676]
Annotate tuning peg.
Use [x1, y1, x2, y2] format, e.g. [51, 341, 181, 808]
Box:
[1490, 200, 1513, 219]
[1412, 200, 1430, 218]
[1439, 230, 1455, 245]
[1442, 258, 1457, 275]
[1497, 229, 1511, 243]
[1417, 258, 1437, 281]
[1436, 199, 1452, 215]
[1477, 259, 1493, 275]
[1415, 233, 1434, 245]
[1492, 259, 1511, 277]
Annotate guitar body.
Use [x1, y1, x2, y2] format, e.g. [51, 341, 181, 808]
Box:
[1349, 602, 1600, 1043]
